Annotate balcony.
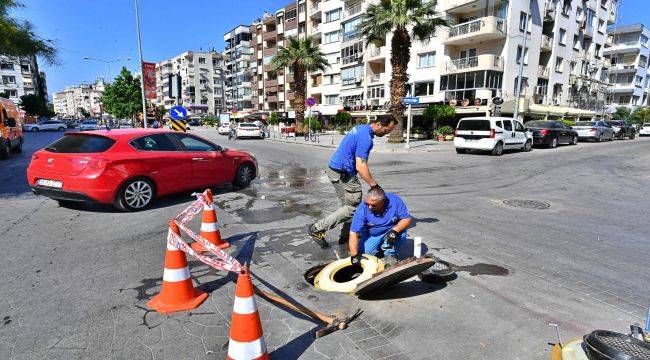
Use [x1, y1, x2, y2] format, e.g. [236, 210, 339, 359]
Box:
[310, 4, 321, 19]
[543, 1, 556, 21]
[265, 78, 278, 87]
[311, 25, 322, 39]
[608, 11, 616, 24]
[604, 41, 641, 55]
[444, 0, 487, 13]
[367, 46, 386, 61]
[443, 16, 506, 45]
[608, 63, 637, 73]
[540, 35, 553, 51]
[343, 2, 362, 19]
[538, 65, 549, 78]
[443, 54, 504, 73]
[367, 73, 385, 84]
[263, 30, 277, 41]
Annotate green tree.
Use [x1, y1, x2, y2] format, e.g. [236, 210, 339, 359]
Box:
[630, 107, 650, 125]
[0, 1, 57, 64]
[101, 67, 142, 121]
[358, 0, 449, 142]
[202, 115, 218, 127]
[271, 36, 328, 131]
[422, 104, 455, 133]
[18, 93, 49, 117]
[268, 111, 280, 126]
[612, 106, 631, 120]
[333, 111, 352, 128]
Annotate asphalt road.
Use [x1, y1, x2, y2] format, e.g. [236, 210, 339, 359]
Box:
[1, 128, 648, 359]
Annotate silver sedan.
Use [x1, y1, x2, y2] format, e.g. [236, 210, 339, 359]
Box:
[573, 121, 615, 142]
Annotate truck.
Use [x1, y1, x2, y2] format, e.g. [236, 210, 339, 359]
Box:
[0, 97, 24, 159]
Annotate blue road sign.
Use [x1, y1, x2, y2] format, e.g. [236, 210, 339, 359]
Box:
[169, 105, 188, 120]
[402, 97, 420, 105]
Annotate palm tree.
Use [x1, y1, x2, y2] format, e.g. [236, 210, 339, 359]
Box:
[271, 36, 328, 131]
[359, 0, 449, 142]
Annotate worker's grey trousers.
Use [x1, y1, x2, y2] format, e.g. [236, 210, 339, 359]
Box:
[313, 167, 362, 239]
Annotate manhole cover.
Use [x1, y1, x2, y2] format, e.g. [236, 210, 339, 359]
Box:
[502, 199, 550, 209]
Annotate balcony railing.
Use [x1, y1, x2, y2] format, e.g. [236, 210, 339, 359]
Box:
[541, 35, 553, 49]
[538, 65, 549, 78]
[445, 16, 506, 42]
[344, 2, 362, 18]
[444, 54, 503, 72]
[369, 73, 384, 83]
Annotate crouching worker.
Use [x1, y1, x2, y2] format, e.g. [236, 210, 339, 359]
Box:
[349, 187, 412, 269]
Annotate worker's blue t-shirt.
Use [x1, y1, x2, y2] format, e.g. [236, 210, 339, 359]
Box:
[328, 124, 374, 175]
[351, 193, 411, 237]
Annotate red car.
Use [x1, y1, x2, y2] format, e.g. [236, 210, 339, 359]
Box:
[27, 129, 258, 211]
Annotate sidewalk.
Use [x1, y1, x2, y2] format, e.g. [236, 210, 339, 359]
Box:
[266, 131, 454, 153]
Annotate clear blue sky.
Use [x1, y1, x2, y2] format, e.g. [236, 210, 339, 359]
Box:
[11, 0, 650, 97]
[12, 0, 290, 96]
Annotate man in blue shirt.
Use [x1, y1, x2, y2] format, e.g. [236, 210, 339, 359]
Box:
[349, 187, 411, 268]
[308, 117, 397, 248]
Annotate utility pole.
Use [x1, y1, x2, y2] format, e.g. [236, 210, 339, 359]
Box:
[134, 0, 148, 128]
[513, 10, 530, 121]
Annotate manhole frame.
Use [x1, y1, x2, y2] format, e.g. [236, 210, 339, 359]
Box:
[502, 199, 551, 210]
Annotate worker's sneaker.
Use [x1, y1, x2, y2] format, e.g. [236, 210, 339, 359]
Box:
[307, 225, 330, 249]
[383, 255, 398, 269]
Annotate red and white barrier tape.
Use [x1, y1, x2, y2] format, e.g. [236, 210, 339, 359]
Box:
[169, 190, 242, 273]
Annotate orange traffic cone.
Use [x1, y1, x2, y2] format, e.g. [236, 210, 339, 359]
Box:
[148, 221, 208, 314]
[191, 189, 230, 252]
[226, 270, 269, 360]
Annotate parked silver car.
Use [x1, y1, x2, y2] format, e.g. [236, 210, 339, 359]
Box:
[573, 121, 615, 142]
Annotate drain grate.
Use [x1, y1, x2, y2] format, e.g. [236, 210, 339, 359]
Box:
[503, 199, 550, 210]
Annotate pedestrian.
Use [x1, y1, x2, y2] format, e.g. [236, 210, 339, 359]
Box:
[348, 186, 412, 268]
[307, 117, 397, 248]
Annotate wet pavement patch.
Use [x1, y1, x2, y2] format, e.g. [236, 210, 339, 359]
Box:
[451, 263, 510, 276]
[503, 199, 551, 210]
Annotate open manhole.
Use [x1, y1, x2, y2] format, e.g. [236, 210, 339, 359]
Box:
[503, 199, 550, 210]
[304, 262, 363, 287]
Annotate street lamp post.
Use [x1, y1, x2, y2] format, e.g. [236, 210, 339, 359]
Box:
[134, 0, 148, 128]
[82, 57, 131, 82]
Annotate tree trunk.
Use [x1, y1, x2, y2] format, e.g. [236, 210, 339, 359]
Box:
[293, 63, 307, 131]
[388, 27, 411, 143]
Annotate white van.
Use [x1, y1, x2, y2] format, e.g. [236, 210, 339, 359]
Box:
[454, 117, 532, 156]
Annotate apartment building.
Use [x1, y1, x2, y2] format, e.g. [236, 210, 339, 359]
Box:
[154, 51, 225, 116]
[604, 23, 650, 109]
[224, 26, 256, 113]
[0, 55, 47, 105]
[52, 79, 106, 118]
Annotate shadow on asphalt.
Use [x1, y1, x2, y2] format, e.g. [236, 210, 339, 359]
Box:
[269, 328, 316, 360]
[358, 280, 449, 301]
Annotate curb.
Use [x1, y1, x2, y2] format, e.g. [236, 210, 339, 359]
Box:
[266, 137, 336, 149]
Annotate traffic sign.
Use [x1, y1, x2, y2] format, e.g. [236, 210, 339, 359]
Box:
[170, 119, 187, 132]
[306, 97, 317, 107]
[402, 97, 420, 105]
[170, 105, 188, 120]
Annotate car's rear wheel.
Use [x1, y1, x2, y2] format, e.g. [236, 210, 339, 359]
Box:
[58, 127, 65, 131]
[233, 163, 254, 189]
[609, 133, 615, 141]
[32, 127, 39, 132]
[115, 178, 155, 211]
[0, 139, 10, 159]
[571, 135, 578, 145]
[597, 134, 603, 142]
[630, 132, 636, 139]
[13, 137, 23, 153]
[548, 137, 558, 149]
[491, 142, 503, 156]
[455, 148, 466, 154]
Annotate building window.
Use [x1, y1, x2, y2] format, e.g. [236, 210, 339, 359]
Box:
[555, 57, 564, 73]
[323, 74, 339, 85]
[573, 35, 580, 50]
[324, 95, 338, 105]
[198, 58, 205, 64]
[0, 63, 14, 70]
[516, 46, 529, 65]
[598, 20, 605, 33]
[342, 17, 362, 42]
[417, 52, 436, 68]
[324, 31, 340, 44]
[576, 7, 583, 21]
[558, 29, 566, 45]
[2, 75, 16, 84]
[519, 12, 528, 32]
[325, 8, 341, 23]
[640, 55, 648, 68]
[414, 82, 435, 96]
[340, 65, 363, 86]
[595, 44, 601, 58]
[641, 35, 649, 47]
[366, 85, 385, 99]
[562, 0, 571, 16]
[286, 9, 297, 20]
[341, 42, 363, 65]
[4, 89, 17, 97]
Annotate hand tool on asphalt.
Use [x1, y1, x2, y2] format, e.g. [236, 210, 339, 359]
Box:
[253, 287, 362, 338]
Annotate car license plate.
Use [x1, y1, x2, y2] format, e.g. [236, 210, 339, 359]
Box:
[36, 179, 63, 188]
[466, 139, 478, 143]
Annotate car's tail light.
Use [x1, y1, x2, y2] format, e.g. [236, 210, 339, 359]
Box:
[454, 129, 458, 136]
[489, 129, 496, 138]
[589, 128, 597, 132]
[539, 129, 549, 136]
